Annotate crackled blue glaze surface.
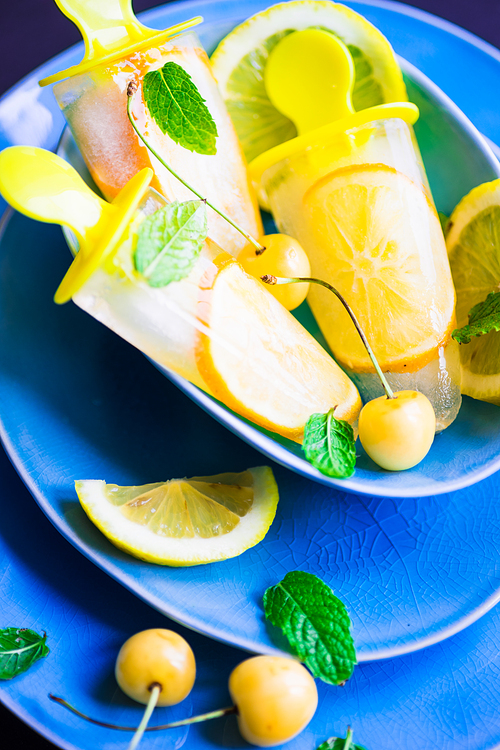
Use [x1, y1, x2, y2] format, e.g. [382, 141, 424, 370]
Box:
[1, 0, 500, 727]
[2, 445, 500, 750]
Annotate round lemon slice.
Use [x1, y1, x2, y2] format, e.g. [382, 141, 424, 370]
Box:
[302, 164, 455, 372]
[211, 0, 407, 163]
[195, 253, 361, 442]
[447, 178, 500, 404]
[76, 467, 278, 566]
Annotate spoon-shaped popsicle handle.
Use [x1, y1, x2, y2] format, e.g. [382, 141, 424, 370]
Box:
[264, 29, 355, 136]
[53, 0, 146, 61]
[0, 147, 106, 242]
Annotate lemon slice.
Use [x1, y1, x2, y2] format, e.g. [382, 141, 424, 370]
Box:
[76, 467, 278, 566]
[211, 0, 407, 163]
[195, 253, 361, 442]
[447, 179, 500, 404]
[302, 164, 455, 372]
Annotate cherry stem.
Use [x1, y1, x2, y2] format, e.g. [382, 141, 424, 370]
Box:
[128, 684, 160, 750]
[261, 275, 395, 399]
[49, 693, 237, 732]
[126, 86, 265, 254]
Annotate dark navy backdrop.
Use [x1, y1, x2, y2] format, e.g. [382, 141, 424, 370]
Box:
[1, 0, 499, 746]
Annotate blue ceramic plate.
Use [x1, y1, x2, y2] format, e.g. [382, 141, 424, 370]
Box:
[3, 0, 500, 668]
[2, 429, 500, 750]
[56, 3, 500, 499]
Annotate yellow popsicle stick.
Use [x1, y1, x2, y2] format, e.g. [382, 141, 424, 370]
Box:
[39, 0, 202, 86]
[265, 29, 355, 135]
[0, 146, 153, 303]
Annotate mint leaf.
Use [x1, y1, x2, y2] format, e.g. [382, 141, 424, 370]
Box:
[452, 290, 500, 344]
[317, 728, 367, 750]
[142, 61, 218, 155]
[302, 409, 356, 478]
[263, 571, 356, 685]
[0, 628, 49, 679]
[438, 212, 449, 234]
[134, 200, 207, 287]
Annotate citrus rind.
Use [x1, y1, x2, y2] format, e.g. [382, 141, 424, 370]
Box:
[76, 466, 279, 566]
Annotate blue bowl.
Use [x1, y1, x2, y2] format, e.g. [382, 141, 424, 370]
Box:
[58, 41, 500, 500]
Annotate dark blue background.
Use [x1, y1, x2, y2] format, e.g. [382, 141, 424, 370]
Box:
[1, 0, 500, 747]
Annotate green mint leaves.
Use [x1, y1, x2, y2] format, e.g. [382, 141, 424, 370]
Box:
[134, 200, 207, 287]
[0, 628, 49, 679]
[438, 212, 449, 235]
[452, 290, 500, 344]
[263, 571, 357, 685]
[302, 409, 356, 478]
[317, 728, 367, 750]
[143, 62, 218, 155]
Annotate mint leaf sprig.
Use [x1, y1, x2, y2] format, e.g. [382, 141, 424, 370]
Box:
[127, 79, 264, 255]
[142, 62, 218, 155]
[0, 627, 49, 679]
[263, 571, 357, 686]
[452, 290, 500, 344]
[317, 727, 367, 750]
[303, 409, 356, 478]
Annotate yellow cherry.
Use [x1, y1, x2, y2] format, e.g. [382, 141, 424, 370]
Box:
[115, 629, 196, 706]
[359, 390, 436, 471]
[229, 655, 318, 747]
[238, 234, 310, 310]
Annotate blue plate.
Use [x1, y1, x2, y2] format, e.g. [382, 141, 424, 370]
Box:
[56, 7, 500, 499]
[3, 0, 500, 669]
[3, 433, 500, 750]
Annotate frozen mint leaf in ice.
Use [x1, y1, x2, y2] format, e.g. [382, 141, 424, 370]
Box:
[134, 200, 207, 287]
[143, 62, 218, 155]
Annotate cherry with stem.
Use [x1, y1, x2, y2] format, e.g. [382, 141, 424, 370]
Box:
[261, 274, 395, 399]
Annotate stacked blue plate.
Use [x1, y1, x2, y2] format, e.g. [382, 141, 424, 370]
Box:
[2, 1, 500, 748]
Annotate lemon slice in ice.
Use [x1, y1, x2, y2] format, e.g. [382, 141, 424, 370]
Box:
[76, 467, 278, 566]
[303, 164, 455, 372]
[447, 178, 500, 404]
[211, 0, 407, 162]
[195, 253, 361, 442]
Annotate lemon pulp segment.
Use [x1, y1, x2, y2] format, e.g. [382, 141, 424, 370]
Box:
[211, 0, 407, 162]
[76, 467, 279, 566]
[447, 179, 500, 403]
[302, 164, 456, 372]
[195, 254, 362, 441]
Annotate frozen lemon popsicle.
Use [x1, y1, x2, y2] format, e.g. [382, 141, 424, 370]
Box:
[248, 27, 461, 431]
[39, 0, 262, 255]
[0, 147, 361, 442]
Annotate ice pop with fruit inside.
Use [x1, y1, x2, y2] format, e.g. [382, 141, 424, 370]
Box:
[0, 146, 361, 442]
[40, 0, 262, 256]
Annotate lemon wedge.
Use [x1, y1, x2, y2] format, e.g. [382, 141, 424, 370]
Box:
[447, 178, 500, 404]
[302, 164, 455, 372]
[211, 0, 407, 163]
[195, 253, 361, 442]
[76, 467, 278, 566]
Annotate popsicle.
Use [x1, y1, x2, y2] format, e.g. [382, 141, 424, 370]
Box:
[249, 29, 461, 431]
[0, 146, 361, 442]
[39, 0, 262, 256]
